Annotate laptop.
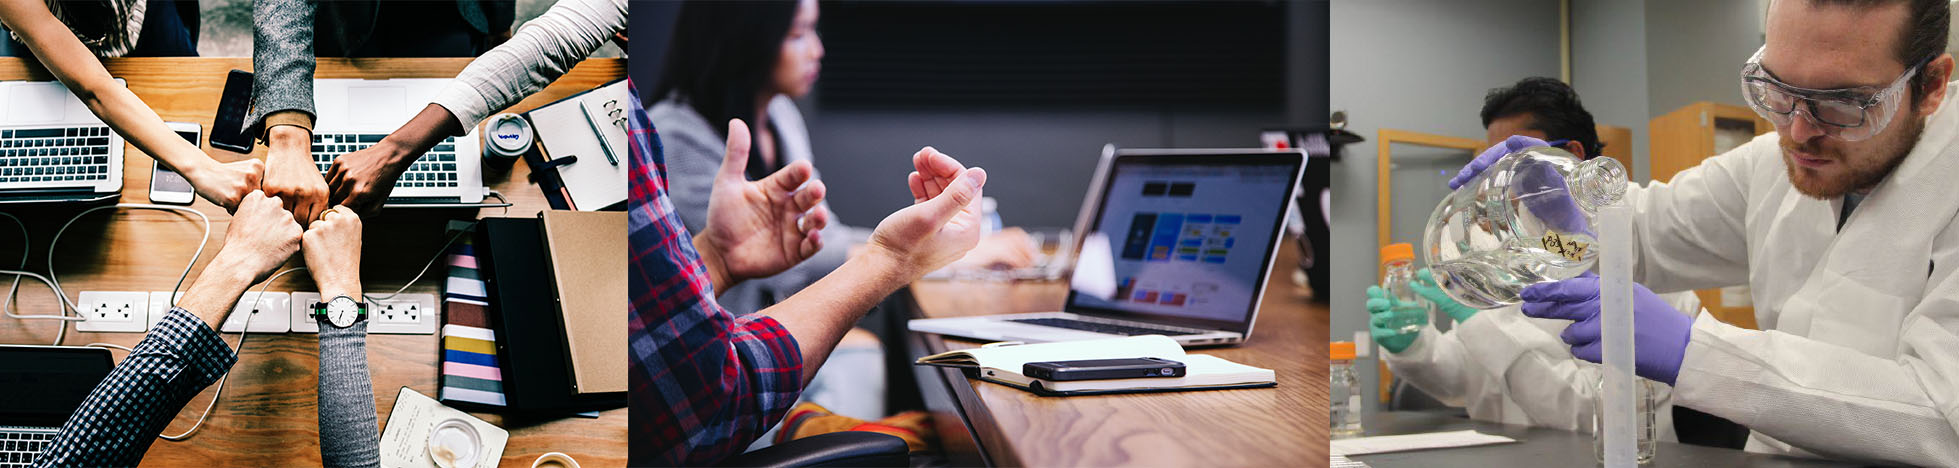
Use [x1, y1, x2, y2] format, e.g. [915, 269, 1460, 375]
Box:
[0, 345, 114, 467]
[0, 81, 125, 205]
[311, 78, 494, 208]
[909, 148, 1306, 346]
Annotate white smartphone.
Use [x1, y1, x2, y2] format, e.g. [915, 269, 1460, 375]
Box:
[149, 122, 200, 205]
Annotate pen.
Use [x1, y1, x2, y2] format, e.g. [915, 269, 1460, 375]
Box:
[579, 100, 620, 166]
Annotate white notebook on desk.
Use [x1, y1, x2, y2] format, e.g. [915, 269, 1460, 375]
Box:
[915, 335, 1276, 396]
[529, 79, 628, 210]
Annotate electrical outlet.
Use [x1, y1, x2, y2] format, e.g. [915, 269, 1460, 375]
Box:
[219, 291, 290, 333]
[76, 291, 149, 333]
[290, 292, 321, 334]
[289, 292, 438, 335]
[369, 293, 438, 335]
[146, 291, 184, 329]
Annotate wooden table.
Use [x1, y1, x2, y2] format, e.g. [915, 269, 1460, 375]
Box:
[0, 57, 626, 467]
[906, 240, 1330, 467]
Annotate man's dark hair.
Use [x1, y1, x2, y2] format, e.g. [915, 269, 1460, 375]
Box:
[1806, 0, 1949, 102]
[1480, 77, 1603, 158]
[651, 0, 801, 166]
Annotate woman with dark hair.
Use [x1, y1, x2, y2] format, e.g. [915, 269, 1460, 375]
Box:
[651, 0, 1025, 451]
[653, 0, 1036, 318]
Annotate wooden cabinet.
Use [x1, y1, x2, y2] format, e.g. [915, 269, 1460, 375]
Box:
[1648, 102, 1773, 329]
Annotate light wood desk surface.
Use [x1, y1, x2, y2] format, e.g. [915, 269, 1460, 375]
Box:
[907, 240, 1330, 467]
[0, 57, 625, 467]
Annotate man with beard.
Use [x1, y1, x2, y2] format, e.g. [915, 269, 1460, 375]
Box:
[1450, 0, 1959, 464]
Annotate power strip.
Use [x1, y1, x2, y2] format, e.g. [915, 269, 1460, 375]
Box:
[218, 291, 291, 333]
[145, 291, 184, 329]
[75, 291, 150, 333]
[291, 292, 439, 335]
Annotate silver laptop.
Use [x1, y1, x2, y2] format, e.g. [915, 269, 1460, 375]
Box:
[909, 148, 1306, 346]
[0, 81, 124, 204]
[0, 345, 114, 467]
[311, 78, 490, 207]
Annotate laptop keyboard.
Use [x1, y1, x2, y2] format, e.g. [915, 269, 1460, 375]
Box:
[1007, 317, 1200, 336]
[0, 429, 54, 467]
[0, 126, 113, 185]
[311, 133, 461, 189]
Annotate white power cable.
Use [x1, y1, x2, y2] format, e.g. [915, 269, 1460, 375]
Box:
[160, 266, 304, 442]
[0, 204, 210, 346]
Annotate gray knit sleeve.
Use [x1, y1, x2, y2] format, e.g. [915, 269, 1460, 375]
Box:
[318, 321, 380, 468]
[247, 0, 318, 138]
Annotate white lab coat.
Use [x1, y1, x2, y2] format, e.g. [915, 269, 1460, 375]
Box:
[1383, 292, 1698, 438]
[1621, 80, 1959, 465]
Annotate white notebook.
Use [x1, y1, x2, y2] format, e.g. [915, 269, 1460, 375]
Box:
[529, 79, 628, 211]
[916, 335, 1275, 396]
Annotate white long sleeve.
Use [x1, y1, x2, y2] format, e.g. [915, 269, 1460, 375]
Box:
[430, 0, 626, 128]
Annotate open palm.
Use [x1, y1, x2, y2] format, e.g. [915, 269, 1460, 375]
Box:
[700, 119, 829, 282]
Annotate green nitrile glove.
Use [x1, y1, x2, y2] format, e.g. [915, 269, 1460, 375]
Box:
[1411, 268, 1479, 323]
[1366, 285, 1426, 353]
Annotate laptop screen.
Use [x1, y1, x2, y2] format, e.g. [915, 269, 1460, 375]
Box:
[0, 346, 113, 428]
[1067, 151, 1302, 332]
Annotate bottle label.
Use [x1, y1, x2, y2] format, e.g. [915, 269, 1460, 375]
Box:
[1541, 231, 1590, 262]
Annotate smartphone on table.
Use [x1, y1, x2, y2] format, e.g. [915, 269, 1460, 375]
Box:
[148, 122, 200, 205]
[1023, 357, 1186, 381]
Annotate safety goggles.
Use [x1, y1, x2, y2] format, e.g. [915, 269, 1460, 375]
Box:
[1739, 46, 1925, 142]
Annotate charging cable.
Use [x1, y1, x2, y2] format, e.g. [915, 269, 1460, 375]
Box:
[159, 266, 304, 442]
[0, 204, 209, 346]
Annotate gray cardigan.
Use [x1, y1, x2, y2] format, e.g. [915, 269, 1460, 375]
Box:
[650, 95, 863, 314]
[247, 0, 315, 136]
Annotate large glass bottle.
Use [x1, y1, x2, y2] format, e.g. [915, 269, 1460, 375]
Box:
[1422, 146, 1627, 309]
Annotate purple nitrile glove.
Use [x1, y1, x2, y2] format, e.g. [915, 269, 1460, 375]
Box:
[1448, 135, 1551, 190]
[1519, 275, 1692, 386]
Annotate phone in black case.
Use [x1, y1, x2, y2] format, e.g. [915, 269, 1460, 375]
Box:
[1023, 357, 1186, 381]
[208, 70, 255, 154]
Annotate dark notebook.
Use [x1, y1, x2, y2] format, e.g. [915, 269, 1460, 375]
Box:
[475, 217, 624, 414]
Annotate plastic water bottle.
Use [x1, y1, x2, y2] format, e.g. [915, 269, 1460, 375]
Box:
[1330, 342, 1364, 438]
[1379, 243, 1431, 334]
[981, 197, 1003, 235]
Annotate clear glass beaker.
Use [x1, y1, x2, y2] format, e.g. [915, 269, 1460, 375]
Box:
[1593, 376, 1660, 464]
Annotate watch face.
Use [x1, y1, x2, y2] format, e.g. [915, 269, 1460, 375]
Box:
[325, 296, 361, 328]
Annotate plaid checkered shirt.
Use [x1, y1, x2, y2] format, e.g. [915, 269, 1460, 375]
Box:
[626, 83, 806, 466]
[34, 308, 236, 467]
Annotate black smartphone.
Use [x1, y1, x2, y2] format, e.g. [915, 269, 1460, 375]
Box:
[208, 69, 254, 154]
[1023, 357, 1186, 381]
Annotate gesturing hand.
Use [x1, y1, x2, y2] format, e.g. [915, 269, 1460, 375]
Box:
[263, 126, 330, 224]
[866, 147, 988, 279]
[188, 158, 265, 212]
[215, 191, 304, 284]
[696, 119, 830, 284]
[303, 206, 364, 299]
[325, 143, 406, 215]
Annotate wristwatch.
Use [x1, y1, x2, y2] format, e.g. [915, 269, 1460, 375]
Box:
[312, 295, 368, 328]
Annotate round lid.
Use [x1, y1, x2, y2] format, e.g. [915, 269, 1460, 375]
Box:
[1330, 341, 1356, 360]
[487, 113, 534, 154]
[428, 418, 482, 468]
[1379, 243, 1414, 263]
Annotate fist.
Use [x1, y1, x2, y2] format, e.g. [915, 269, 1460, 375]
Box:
[302, 206, 364, 298]
[219, 191, 303, 283]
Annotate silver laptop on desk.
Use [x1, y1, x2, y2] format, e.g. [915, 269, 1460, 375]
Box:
[312, 78, 493, 208]
[0, 345, 114, 467]
[909, 148, 1306, 346]
[0, 81, 124, 204]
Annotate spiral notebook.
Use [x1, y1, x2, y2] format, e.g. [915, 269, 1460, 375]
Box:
[523, 79, 628, 211]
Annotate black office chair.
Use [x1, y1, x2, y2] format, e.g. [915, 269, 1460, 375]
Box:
[717, 431, 910, 468]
